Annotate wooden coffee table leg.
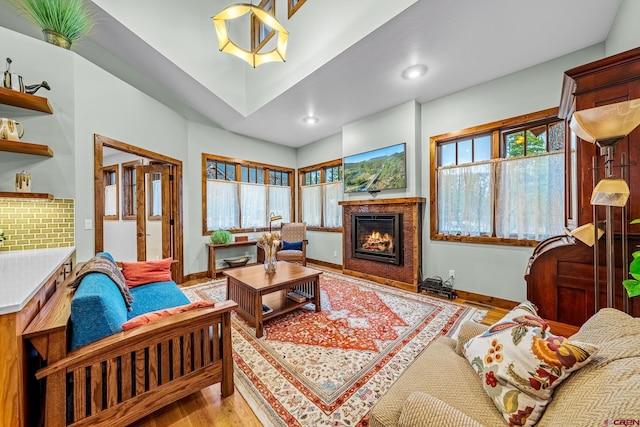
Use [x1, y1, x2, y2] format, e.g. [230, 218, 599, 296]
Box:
[313, 276, 321, 312]
[255, 292, 264, 338]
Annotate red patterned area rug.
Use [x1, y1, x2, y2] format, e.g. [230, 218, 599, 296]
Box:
[182, 269, 483, 427]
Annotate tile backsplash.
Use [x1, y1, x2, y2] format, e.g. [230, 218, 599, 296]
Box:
[0, 198, 75, 251]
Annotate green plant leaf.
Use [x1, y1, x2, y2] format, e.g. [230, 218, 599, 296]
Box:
[632, 251, 640, 260]
[623, 280, 640, 298]
[630, 257, 640, 279]
[631, 218, 640, 225]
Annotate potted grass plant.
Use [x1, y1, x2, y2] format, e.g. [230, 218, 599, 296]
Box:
[12, 0, 93, 49]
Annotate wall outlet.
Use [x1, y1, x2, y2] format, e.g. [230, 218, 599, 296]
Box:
[449, 269, 455, 279]
[333, 250, 337, 257]
[84, 219, 93, 230]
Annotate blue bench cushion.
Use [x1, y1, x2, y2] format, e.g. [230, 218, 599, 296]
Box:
[128, 281, 190, 319]
[70, 272, 129, 351]
[70, 274, 189, 351]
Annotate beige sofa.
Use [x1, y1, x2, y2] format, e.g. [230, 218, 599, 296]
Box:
[369, 308, 640, 426]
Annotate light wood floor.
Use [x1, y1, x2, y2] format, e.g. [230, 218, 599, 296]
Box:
[129, 265, 571, 427]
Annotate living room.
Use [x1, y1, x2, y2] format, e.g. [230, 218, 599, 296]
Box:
[0, 0, 636, 302]
[1, 0, 639, 426]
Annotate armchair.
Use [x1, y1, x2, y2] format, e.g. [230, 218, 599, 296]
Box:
[276, 222, 308, 266]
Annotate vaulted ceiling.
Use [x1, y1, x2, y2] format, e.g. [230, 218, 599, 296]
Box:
[0, 0, 622, 147]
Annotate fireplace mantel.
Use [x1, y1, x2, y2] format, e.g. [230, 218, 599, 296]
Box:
[340, 197, 425, 292]
[339, 197, 426, 207]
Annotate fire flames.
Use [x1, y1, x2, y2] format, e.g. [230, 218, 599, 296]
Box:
[361, 231, 394, 253]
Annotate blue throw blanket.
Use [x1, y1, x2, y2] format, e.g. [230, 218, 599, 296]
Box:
[68, 255, 134, 310]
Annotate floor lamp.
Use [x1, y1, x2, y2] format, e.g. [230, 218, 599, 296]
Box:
[570, 99, 640, 311]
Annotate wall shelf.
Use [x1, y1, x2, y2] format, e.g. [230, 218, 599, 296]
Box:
[0, 87, 53, 114]
[0, 139, 54, 157]
[0, 192, 54, 201]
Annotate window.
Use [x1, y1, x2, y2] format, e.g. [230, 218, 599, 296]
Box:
[122, 160, 141, 220]
[103, 164, 119, 220]
[148, 171, 162, 220]
[288, 0, 307, 18]
[431, 108, 565, 246]
[252, 0, 274, 52]
[203, 153, 294, 234]
[299, 160, 343, 231]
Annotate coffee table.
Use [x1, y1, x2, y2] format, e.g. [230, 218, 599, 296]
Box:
[223, 261, 322, 338]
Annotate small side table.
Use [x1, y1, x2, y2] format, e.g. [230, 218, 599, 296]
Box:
[207, 240, 258, 278]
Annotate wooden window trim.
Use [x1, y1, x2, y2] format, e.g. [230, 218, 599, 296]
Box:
[251, 0, 275, 53]
[288, 0, 307, 18]
[202, 153, 295, 235]
[122, 160, 141, 220]
[103, 164, 119, 221]
[429, 107, 559, 247]
[298, 158, 343, 233]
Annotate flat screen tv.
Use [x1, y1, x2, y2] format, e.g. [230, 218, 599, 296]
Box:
[343, 143, 406, 193]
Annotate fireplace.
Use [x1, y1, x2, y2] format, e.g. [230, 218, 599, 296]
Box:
[352, 213, 402, 265]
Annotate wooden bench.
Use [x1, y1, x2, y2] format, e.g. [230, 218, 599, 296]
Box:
[22, 266, 237, 427]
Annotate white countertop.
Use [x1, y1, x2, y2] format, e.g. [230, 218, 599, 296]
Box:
[0, 247, 75, 315]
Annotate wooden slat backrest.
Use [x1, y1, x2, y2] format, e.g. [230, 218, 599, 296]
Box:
[34, 301, 236, 426]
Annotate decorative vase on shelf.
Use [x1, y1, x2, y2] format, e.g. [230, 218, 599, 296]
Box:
[15, 171, 31, 193]
[42, 29, 72, 50]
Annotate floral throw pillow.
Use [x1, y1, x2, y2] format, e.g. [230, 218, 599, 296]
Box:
[463, 301, 598, 426]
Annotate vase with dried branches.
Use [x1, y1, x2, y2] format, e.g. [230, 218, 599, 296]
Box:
[257, 232, 280, 274]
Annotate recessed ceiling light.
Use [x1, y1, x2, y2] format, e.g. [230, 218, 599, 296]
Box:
[402, 64, 427, 80]
[303, 116, 319, 125]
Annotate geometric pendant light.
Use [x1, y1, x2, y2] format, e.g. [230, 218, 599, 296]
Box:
[212, 4, 289, 68]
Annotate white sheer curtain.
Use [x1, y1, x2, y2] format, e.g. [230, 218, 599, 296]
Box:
[495, 152, 564, 240]
[269, 185, 291, 225]
[104, 184, 117, 216]
[240, 183, 267, 229]
[437, 163, 493, 236]
[206, 180, 239, 230]
[152, 179, 162, 216]
[323, 182, 343, 228]
[301, 185, 322, 227]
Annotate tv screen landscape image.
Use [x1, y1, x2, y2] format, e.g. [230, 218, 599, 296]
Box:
[343, 143, 407, 193]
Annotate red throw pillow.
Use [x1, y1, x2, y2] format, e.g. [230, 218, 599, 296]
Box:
[121, 258, 173, 288]
[121, 300, 215, 331]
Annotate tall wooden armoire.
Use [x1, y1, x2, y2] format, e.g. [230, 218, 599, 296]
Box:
[526, 46, 640, 326]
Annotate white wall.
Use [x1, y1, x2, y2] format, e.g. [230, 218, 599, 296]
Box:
[605, 0, 640, 56]
[342, 100, 421, 202]
[73, 55, 189, 262]
[297, 133, 343, 264]
[421, 44, 605, 302]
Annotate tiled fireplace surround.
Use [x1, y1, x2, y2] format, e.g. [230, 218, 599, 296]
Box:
[340, 198, 425, 293]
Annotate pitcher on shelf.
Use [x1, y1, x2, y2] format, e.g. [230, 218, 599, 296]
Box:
[0, 118, 24, 141]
